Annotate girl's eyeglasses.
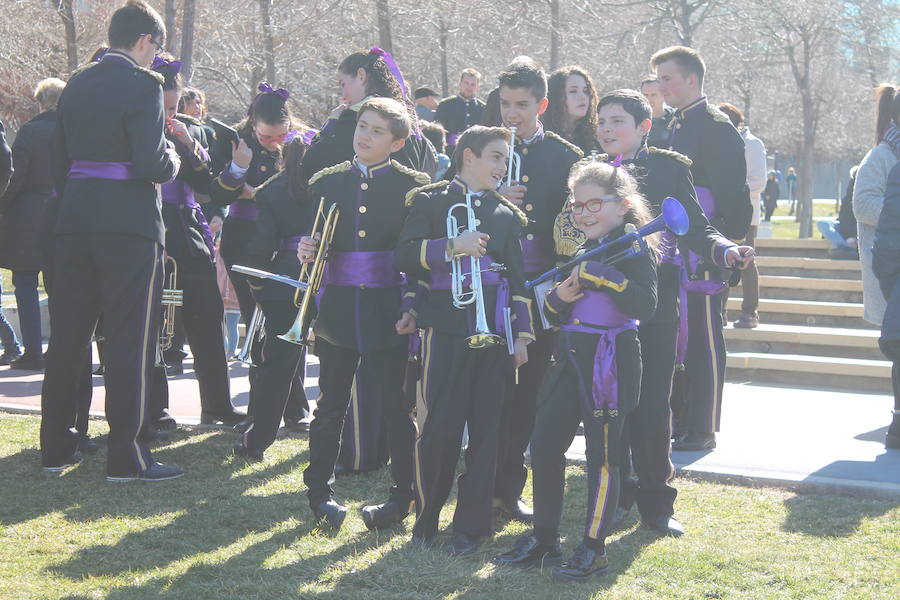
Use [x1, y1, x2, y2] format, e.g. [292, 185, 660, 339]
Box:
[569, 197, 619, 215]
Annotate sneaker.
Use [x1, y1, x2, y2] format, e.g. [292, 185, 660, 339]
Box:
[107, 462, 184, 483]
[732, 313, 759, 329]
[0, 350, 22, 366]
[551, 544, 608, 582]
[10, 354, 45, 371]
[43, 451, 83, 473]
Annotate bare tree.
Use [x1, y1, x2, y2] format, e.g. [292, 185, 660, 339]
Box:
[258, 0, 276, 83]
[549, 0, 561, 70]
[165, 0, 178, 53]
[180, 0, 196, 81]
[376, 0, 394, 53]
[57, 0, 78, 72]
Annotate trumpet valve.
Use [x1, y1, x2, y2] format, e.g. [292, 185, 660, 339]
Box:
[162, 289, 183, 307]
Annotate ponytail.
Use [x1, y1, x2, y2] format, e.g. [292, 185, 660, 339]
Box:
[875, 83, 900, 144]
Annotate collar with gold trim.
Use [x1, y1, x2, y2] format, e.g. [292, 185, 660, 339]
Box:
[353, 157, 393, 179]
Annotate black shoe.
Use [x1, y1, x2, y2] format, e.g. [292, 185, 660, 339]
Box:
[446, 532, 482, 556]
[0, 350, 22, 366]
[92, 364, 105, 376]
[672, 433, 716, 451]
[233, 417, 254, 434]
[284, 417, 311, 433]
[231, 442, 264, 463]
[200, 410, 244, 426]
[312, 499, 348, 530]
[361, 500, 409, 531]
[411, 532, 438, 549]
[155, 411, 178, 430]
[138, 427, 170, 444]
[551, 544, 609, 582]
[9, 354, 44, 371]
[77, 434, 99, 454]
[43, 451, 83, 473]
[107, 462, 184, 482]
[165, 362, 184, 376]
[644, 513, 685, 537]
[494, 497, 534, 524]
[493, 535, 563, 568]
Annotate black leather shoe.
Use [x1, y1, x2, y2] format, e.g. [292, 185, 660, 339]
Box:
[77, 434, 99, 454]
[493, 535, 563, 568]
[313, 499, 348, 530]
[107, 462, 184, 482]
[43, 451, 83, 473]
[0, 351, 21, 366]
[551, 544, 609, 582]
[644, 513, 685, 537]
[9, 354, 44, 371]
[200, 410, 244, 426]
[284, 417, 311, 433]
[446, 532, 482, 556]
[361, 500, 409, 531]
[672, 433, 716, 451]
[138, 426, 170, 444]
[234, 417, 253, 434]
[494, 497, 534, 524]
[231, 442, 264, 463]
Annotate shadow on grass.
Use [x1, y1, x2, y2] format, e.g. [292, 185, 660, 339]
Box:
[781, 482, 898, 538]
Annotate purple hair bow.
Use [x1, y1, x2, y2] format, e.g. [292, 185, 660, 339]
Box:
[151, 56, 183, 74]
[369, 47, 408, 98]
[257, 82, 290, 101]
[283, 129, 318, 146]
[610, 154, 624, 168]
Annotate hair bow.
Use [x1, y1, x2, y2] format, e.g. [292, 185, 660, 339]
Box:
[151, 56, 183, 74]
[257, 82, 290, 101]
[610, 154, 624, 168]
[369, 47, 408, 98]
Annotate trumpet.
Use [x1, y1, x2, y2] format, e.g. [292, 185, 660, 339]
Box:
[447, 191, 504, 349]
[234, 306, 265, 366]
[280, 196, 340, 346]
[505, 126, 521, 186]
[160, 256, 183, 352]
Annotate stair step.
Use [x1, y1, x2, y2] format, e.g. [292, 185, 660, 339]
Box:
[724, 323, 882, 360]
[725, 352, 891, 393]
[755, 237, 831, 258]
[755, 256, 860, 272]
[734, 275, 863, 303]
[726, 297, 874, 328]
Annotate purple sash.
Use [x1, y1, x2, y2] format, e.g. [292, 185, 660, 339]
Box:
[675, 269, 727, 364]
[560, 290, 637, 416]
[325, 251, 403, 288]
[430, 254, 511, 338]
[162, 180, 216, 259]
[228, 199, 259, 221]
[280, 235, 303, 251]
[521, 235, 554, 274]
[68, 160, 135, 180]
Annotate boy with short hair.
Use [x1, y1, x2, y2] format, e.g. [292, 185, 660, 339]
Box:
[395, 125, 532, 554]
[298, 97, 430, 530]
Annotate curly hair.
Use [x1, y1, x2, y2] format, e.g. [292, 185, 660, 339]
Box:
[339, 49, 419, 135]
[543, 66, 599, 153]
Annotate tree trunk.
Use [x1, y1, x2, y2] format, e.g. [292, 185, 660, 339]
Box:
[57, 0, 78, 73]
[376, 0, 394, 53]
[258, 0, 276, 83]
[678, 0, 694, 47]
[165, 0, 178, 53]
[549, 0, 561, 70]
[439, 16, 449, 97]
[180, 0, 196, 82]
[797, 92, 815, 238]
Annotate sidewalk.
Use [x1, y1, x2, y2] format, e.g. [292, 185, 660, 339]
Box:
[2, 352, 897, 499]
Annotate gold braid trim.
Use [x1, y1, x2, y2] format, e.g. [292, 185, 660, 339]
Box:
[308, 160, 352, 187]
[176, 113, 202, 126]
[405, 180, 449, 207]
[491, 191, 529, 227]
[71, 62, 98, 77]
[706, 104, 731, 124]
[553, 209, 586, 259]
[136, 66, 165, 85]
[250, 171, 283, 199]
[544, 131, 585, 158]
[390, 160, 431, 185]
[649, 146, 693, 167]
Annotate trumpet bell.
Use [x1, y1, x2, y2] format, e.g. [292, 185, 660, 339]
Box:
[466, 333, 503, 349]
[661, 197, 690, 236]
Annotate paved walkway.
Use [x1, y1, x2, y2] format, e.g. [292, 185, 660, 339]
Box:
[2, 351, 897, 498]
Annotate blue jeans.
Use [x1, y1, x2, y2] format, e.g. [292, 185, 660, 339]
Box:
[817, 218, 851, 248]
[0, 277, 21, 353]
[13, 270, 42, 356]
[224, 309, 241, 357]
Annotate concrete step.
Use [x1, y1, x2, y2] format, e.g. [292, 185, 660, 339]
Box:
[755, 237, 831, 259]
[726, 351, 891, 393]
[735, 275, 863, 303]
[754, 256, 861, 280]
[725, 323, 883, 361]
[725, 297, 876, 329]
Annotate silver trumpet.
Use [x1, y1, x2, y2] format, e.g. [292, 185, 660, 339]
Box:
[505, 126, 521, 186]
[447, 191, 504, 349]
[234, 306, 265, 367]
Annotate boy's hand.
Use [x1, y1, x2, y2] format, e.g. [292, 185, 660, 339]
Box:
[166, 118, 192, 146]
[498, 183, 527, 206]
[555, 272, 584, 303]
[453, 230, 490, 258]
[395, 311, 418, 335]
[208, 216, 223, 234]
[513, 338, 529, 368]
[297, 233, 321, 263]
[726, 245, 755, 269]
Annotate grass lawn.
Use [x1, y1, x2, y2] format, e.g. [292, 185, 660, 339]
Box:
[768, 200, 838, 239]
[0, 414, 897, 600]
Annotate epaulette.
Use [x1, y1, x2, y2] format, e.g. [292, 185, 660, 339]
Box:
[706, 104, 730, 124]
[176, 113, 202, 126]
[135, 66, 165, 85]
[490, 191, 529, 227]
[251, 171, 283, 199]
[649, 146, 693, 167]
[308, 161, 352, 187]
[544, 131, 585, 159]
[553, 209, 585, 259]
[390, 160, 431, 186]
[70, 61, 98, 77]
[574, 152, 608, 167]
[405, 180, 449, 207]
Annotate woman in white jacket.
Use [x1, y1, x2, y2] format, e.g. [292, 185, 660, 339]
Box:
[853, 84, 900, 326]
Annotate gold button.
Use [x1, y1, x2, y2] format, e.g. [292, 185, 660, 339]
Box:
[525, 203, 533, 211]
[361, 182, 369, 190]
[675, 123, 681, 129]
[572, 318, 581, 325]
[526, 233, 534, 240]
[474, 200, 481, 207]
[260, 165, 267, 172]
[521, 175, 529, 183]
[358, 230, 366, 238]
[474, 219, 481, 226]
[522, 148, 529, 155]
[359, 284, 366, 289]
[359, 206, 367, 213]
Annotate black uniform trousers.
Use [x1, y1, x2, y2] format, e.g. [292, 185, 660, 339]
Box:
[684, 272, 727, 435]
[412, 329, 509, 539]
[41, 233, 161, 476]
[531, 330, 638, 545]
[305, 338, 413, 508]
[336, 358, 390, 472]
[617, 322, 678, 518]
[494, 325, 555, 503]
[242, 299, 306, 452]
